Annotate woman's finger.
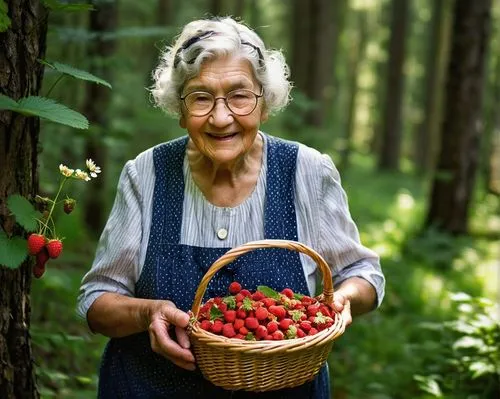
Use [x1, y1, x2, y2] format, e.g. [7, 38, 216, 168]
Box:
[175, 325, 191, 349]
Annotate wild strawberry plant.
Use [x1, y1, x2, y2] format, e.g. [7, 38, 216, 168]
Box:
[0, 159, 101, 277]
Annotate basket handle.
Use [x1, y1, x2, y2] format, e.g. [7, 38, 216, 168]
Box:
[191, 239, 334, 318]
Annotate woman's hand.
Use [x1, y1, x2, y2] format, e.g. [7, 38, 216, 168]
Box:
[331, 292, 352, 327]
[148, 300, 196, 371]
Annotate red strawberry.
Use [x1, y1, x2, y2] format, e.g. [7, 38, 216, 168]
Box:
[281, 288, 294, 299]
[235, 334, 245, 340]
[272, 330, 284, 340]
[319, 304, 332, 318]
[211, 319, 223, 334]
[300, 321, 312, 332]
[234, 318, 245, 330]
[33, 248, 50, 278]
[236, 309, 247, 319]
[279, 318, 293, 331]
[265, 334, 273, 340]
[46, 239, 63, 259]
[222, 323, 236, 338]
[266, 321, 279, 334]
[261, 297, 276, 308]
[218, 302, 228, 312]
[200, 320, 212, 331]
[244, 317, 259, 330]
[255, 307, 269, 321]
[251, 291, 265, 301]
[255, 325, 267, 340]
[300, 296, 314, 306]
[63, 198, 76, 214]
[27, 234, 45, 255]
[239, 326, 249, 335]
[268, 305, 287, 320]
[307, 303, 321, 317]
[296, 328, 306, 338]
[229, 281, 242, 295]
[240, 289, 252, 297]
[223, 310, 236, 323]
[308, 327, 318, 336]
[235, 293, 245, 302]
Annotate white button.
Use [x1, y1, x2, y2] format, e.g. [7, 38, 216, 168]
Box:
[217, 228, 228, 240]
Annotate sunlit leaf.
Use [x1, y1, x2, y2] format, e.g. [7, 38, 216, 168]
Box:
[469, 361, 495, 379]
[414, 375, 443, 397]
[7, 194, 41, 232]
[0, 230, 28, 269]
[453, 336, 485, 350]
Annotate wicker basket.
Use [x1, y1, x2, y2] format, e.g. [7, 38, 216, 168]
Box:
[188, 239, 346, 392]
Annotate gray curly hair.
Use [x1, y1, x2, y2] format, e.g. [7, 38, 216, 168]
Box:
[151, 17, 292, 116]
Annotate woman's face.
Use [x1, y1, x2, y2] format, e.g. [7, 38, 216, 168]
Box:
[180, 56, 268, 165]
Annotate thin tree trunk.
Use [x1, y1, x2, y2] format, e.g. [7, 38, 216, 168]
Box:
[0, 1, 48, 398]
[426, 0, 493, 234]
[378, 0, 409, 171]
[83, 0, 117, 236]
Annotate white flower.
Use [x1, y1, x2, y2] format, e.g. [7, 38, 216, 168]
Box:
[74, 169, 91, 182]
[86, 159, 101, 178]
[59, 164, 74, 177]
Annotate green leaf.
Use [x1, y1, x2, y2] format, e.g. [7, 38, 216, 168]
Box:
[17, 96, 89, 129]
[469, 361, 495, 379]
[7, 194, 41, 232]
[452, 336, 485, 351]
[41, 60, 112, 88]
[293, 292, 304, 300]
[0, 230, 28, 269]
[242, 296, 254, 311]
[0, 93, 19, 110]
[414, 375, 443, 397]
[209, 305, 223, 322]
[257, 285, 280, 300]
[42, 0, 94, 12]
[0, 0, 11, 33]
[222, 295, 236, 310]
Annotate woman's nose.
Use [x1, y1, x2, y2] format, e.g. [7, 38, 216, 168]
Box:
[209, 99, 233, 126]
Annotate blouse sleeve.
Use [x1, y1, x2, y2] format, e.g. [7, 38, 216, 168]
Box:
[318, 154, 385, 307]
[76, 160, 144, 319]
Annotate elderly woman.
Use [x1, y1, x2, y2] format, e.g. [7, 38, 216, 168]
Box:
[78, 16, 385, 398]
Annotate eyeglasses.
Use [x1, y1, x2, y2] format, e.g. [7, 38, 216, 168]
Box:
[180, 88, 264, 116]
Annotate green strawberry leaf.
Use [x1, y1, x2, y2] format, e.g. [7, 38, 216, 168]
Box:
[257, 285, 280, 300]
[40, 60, 112, 88]
[242, 296, 254, 311]
[222, 295, 236, 310]
[293, 292, 304, 300]
[209, 305, 224, 321]
[245, 332, 256, 341]
[7, 194, 41, 232]
[289, 310, 304, 322]
[314, 312, 327, 325]
[0, 230, 28, 269]
[286, 325, 297, 339]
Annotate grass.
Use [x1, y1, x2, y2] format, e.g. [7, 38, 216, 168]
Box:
[30, 153, 500, 398]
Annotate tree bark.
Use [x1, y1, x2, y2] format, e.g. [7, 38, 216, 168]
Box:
[426, 0, 493, 234]
[83, 0, 118, 236]
[378, 0, 409, 170]
[0, 1, 48, 398]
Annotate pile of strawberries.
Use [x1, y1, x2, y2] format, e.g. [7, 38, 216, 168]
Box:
[27, 234, 63, 278]
[194, 282, 336, 341]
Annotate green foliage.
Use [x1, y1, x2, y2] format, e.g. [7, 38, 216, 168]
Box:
[7, 194, 42, 232]
[0, 0, 11, 32]
[42, 0, 94, 12]
[40, 60, 112, 88]
[414, 293, 500, 398]
[0, 94, 89, 129]
[0, 230, 27, 269]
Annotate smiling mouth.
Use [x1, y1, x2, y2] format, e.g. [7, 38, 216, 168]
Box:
[206, 133, 237, 140]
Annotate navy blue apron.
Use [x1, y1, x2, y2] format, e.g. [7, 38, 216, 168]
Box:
[97, 135, 330, 398]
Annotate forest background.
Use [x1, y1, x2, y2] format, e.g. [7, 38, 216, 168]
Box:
[0, 0, 499, 398]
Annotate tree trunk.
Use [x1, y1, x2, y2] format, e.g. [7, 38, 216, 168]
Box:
[0, 1, 48, 398]
[339, 10, 368, 171]
[83, 0, 118, 236]
[425, 0, 493, 234]
[378, 0, 409, 171]
[414, 0, 449, 173]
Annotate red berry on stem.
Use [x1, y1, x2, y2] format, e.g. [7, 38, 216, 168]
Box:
[27, 234, 45, 255]
[228, 281, 242, 295]
[46, 239, 63, 259]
